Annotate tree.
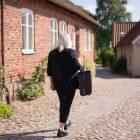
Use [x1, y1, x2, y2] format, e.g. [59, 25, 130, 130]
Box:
[95, 0, 131, 49]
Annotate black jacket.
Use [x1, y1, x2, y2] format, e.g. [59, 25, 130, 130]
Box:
[47, 48, 82, 91]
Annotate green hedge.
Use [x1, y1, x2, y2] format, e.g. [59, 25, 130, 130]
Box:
[100, 48, 115, 67]
[95, 51, 102, 64]
[112, 57, 127, 74]
[0, 102, 13, 120]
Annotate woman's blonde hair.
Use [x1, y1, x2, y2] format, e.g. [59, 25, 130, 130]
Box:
[56, 32, 72, 49]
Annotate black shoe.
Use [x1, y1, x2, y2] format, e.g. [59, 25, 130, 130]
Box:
[64, 121, 71, 130]
[57, 129, 68, 137]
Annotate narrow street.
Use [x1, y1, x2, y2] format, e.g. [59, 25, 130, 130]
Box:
[0, 65, 140, 140]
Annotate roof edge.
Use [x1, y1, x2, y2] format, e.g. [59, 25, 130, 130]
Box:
[46, 0, 101, 27]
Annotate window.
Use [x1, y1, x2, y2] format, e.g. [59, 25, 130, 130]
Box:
[84, 29, 88, 51]
[51, 18, 58, 48]
[91, 32, 94, 50]
[60, 21, 67, 33]
[88, 30, 91, 51]
[71, 26, 76, 50]
[84, 29, 92, 51]
[21, 8, 34, 54]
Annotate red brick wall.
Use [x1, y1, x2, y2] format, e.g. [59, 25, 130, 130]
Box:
[3, 0, 95, 85]
[0, 2, 2, 65]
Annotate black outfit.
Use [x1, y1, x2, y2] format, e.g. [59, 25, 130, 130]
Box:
[57, 89, 75, 123]
[47, 48, 82, 123]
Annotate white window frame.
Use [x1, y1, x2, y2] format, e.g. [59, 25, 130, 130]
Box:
[88, 30, 91, 51]
[84, 29, 92, 51]
[21, 8, 34, 54]
[51, 18, 58, 48]
[84, 29, 88, 51]
[71, 26, 76, 50]
[91, 31, 94, 50]
[60, 21, 67, 33]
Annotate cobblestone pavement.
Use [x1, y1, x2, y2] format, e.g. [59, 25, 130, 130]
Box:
[74, 92, 140, 140]
[0, 65, 140, 140]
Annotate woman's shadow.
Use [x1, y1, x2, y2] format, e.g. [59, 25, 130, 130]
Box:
[0, 129, 59, 140]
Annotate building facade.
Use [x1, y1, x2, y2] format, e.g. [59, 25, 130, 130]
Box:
[0, 0, 100, 100]
[113, 21, 140, 77]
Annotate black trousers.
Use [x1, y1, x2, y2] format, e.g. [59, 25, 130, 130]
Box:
[57, 89, 76, 123]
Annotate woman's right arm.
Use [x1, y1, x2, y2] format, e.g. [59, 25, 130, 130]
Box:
[47, 53, 55, 91]
[47, 53, 52, 76]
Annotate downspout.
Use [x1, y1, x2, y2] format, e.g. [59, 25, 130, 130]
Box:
[1, 0, 9, 103]
[1, 0, 4, 68]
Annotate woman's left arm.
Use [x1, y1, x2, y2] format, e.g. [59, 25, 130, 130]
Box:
[70, 49, 83, 72]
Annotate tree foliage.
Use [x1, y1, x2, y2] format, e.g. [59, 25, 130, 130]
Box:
[95, 0, 132, 49]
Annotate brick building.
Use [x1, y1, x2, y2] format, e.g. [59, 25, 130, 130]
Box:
[0, 0, 100, 100]
[113, 21, 140, 77]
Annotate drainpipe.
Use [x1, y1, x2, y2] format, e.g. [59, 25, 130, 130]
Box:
[1, 0, 4, 67]
[1, 0, 9, 103]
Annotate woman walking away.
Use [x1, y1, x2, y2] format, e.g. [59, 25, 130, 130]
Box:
[47, 33, 82, 137]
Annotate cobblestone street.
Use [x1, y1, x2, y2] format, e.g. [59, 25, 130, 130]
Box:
[0, 65, 140, 140]
[74, 92, 140, 140]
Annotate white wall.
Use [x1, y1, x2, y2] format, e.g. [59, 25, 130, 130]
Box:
[133, 45, 140, 76]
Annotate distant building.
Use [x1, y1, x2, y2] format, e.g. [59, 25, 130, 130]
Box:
[113, 21, 140, 77]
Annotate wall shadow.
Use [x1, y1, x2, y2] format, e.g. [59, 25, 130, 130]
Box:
[95, 65, 139, 79]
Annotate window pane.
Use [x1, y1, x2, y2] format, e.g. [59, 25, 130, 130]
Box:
[54, 21, 58, 31]
[55, 32, 58, 45]
[22, 13, 27, 25]
[88, 30, 91, 50]
[29, 27, 33, 49]
[22, 26, 27, 49]
[62, 23, 67, 33]
[29, 14, 33, 26]
[64, 24, 67, 32]
[51, 20, 58, 47]
[51, 20, 53, 30]
[72, 32, 76, 49]
[84, 30, 88, 50]
[52, 30, 54, 46]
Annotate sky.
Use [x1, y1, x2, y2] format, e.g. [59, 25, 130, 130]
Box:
[71, 0, 140, 21]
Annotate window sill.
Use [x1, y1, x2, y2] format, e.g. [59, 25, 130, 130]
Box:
[84, 49, 91, 52]
[84, 49, 88, 52]
[22, 49, 35, 55]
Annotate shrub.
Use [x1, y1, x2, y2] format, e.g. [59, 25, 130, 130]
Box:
[95, 51, 102, 64]
[17, 80, 44, 101]
[0, 101, 13, 120]
[32, 57, 48, 83]
[100, 48, 115, 67]
[83, 60, 94, 77]
[16, 57, 48, 101]
[112, 57, 127, 74]
[0, 66, 9, 101]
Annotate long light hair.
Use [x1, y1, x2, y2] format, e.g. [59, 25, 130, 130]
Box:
[56, 32, 72, 51]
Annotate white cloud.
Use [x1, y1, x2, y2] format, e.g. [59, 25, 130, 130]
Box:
[126, 0, 140, 21]
[126, 5, 134, 13]
[84, 5, 96, 14]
